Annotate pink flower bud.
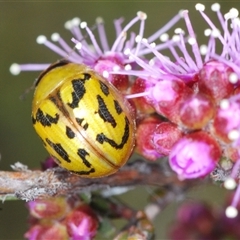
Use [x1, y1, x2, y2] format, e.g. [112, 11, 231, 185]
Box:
[169, 131, 221, 179]
[179, 93, 214, 130]
[152, 122, 183, 156]
[212, 98, 240, 143]
[136, 116, 163, 160]
[24, 222, 68, 240]
[65, 205, 98, 240]
[41, 157, 58, 170]
[94, 58, 129, 91]
[27, 197, 69, 220]
[149, 79, 193, 123]
[130, 78, 155, 114]
[198, 60, 235, 103]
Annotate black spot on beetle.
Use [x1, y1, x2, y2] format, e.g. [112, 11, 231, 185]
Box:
[32, 116, 36, 125]
[99, 81, 109, 96]
[70, 168, 95, 176]
[76, 117, 84, 126]
[67, 79, 87, 109]
[97, 95, 116, 128]
[49, 95, 58, 105]
[83, 123, 89, 130]
[96, 117, 130, 149]
[42, 139, 47, 147]
[75, 118, 88, 130]
[66, 126, 75, 139]
[35, 108, 59, 127]
[82, 73, 91, 80]
[46, 138, 70, 163]
[67, 74, 91, 109]
[77, 148, 91, 168]
[114, 100, 123, 114]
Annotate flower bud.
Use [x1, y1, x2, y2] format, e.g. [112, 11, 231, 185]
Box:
[179, 93, 214, 130]
[94, 58, 129, 91]
[65, 205, 98, 239]
[212, 98, 240, 143]
[152, 122, 183, 156]
[25, 222, 68, 240]
[198, 60, 235, 103]
[169, 131, 221, 179]
[136, 116, 163, 160]
[130, 78, 155, 114]
[149, 79, 193, 123]
[27, 197, 69, 220]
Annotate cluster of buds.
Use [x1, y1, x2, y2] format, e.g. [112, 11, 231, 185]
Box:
[24, 196, 98, 239]
[10, 3, 240, 221]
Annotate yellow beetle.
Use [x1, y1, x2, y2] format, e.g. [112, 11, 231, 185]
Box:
[32, 60, 136, 178]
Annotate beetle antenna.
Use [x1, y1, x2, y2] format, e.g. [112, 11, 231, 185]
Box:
[19, 78, 38, 100]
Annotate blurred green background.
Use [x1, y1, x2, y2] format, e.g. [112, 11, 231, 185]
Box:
[0, 1, 239, 239]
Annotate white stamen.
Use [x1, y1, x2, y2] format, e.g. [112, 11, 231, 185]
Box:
[200, 45, 208, 55]
[211, 3, 220, 12]
[141, 38, 148, 43]
[124, 64, 132, 71]
[149, 59, 155, 66]
[159, 33, 169, 42]
[9, 63, 21, 75]
[64, 20, 72, 30]
[229, 72, 238, 84]
[224, 12, 232, 20]
[204, 28, 212, 36]
[174, 28, 185, 34]
[224, 178, 237, 190]
[96, 17, 104, 24]
[137, 11, 147, 20]
[128, 55, 134, 61]
[226, 206, 238, 218]
[229, 8, 239, 18]
[178, 9, 185, 18]
[150, 42, 156, 48]
[172, 35, 180, 42]
[36, 35, 47, 44]
[220, 99, 230, 109]
[51, 33, 60, 42]
[228, 129, 240, 141]
[195, 3, 205, 12]
[233, 17, 240, 27]
[80, 21, 87, 29]
[124, 48, 131, 55]
[211, 28, 221, 37]
[188, 37, 196, 45]
[113, 65, 120, 71]
[135, 35, 142, 43]
[71, 17, 81, 26]
[75, 42, 82, 50]
[102, 70, 109, 78]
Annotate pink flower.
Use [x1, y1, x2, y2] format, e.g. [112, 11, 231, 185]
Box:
[169, 131, 221, 179]
[65, 205, 98, 240]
